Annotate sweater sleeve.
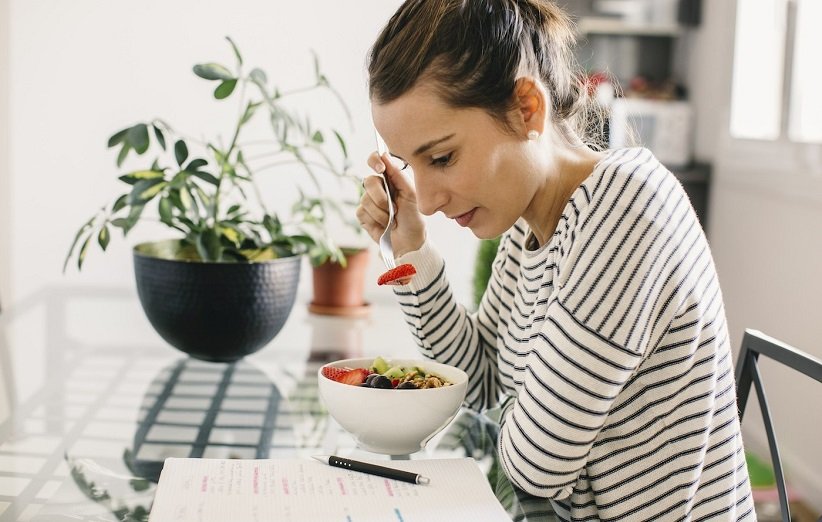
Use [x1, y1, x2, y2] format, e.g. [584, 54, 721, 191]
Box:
[496, 300, 644, 499]
[496, 164, 692, 499]
[392, 238, 507, 411]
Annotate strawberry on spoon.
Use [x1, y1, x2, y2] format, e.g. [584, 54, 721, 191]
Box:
[377, 263, 417, 286]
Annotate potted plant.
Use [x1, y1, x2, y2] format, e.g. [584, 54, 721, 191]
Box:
[63, 37, 364, 361]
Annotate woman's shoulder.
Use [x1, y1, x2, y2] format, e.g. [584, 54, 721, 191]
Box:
[584, 147, 679, 210]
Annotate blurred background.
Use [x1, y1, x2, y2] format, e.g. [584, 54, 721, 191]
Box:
[1, 0, 820, 516]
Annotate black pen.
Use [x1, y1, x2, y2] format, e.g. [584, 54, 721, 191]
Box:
[312, 455, 430, 485]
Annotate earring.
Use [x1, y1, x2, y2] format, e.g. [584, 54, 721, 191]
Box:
[527, 130, 539, 141]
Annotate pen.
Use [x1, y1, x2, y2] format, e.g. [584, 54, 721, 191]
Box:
[312, 455, 430, 485]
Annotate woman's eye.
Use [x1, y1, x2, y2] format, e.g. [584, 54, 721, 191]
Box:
[430, 153, 453, 167]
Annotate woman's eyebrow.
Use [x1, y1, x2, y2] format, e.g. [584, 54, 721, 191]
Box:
[413, 133, 455, 156]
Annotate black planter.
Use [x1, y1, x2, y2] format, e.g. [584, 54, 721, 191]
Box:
[133, 240, 301, 362]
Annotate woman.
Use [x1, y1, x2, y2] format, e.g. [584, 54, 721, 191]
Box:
[357, 0, 754, 520]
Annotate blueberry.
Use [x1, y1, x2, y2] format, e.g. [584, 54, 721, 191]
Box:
[365, 374, 378, 386]
[397, 381, 418, 390]
[371, 375, 392, 389]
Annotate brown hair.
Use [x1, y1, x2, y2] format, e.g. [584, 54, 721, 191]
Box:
[367, 0, 609, 150]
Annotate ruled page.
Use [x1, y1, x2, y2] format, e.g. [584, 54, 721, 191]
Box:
[148, 457, 511, 521]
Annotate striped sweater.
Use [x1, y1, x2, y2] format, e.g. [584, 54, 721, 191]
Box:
[394, 148, 755, 521]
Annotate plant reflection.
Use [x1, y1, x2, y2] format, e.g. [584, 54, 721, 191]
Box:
[67, 451, 153, 522]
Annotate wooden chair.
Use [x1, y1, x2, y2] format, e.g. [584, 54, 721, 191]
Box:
[735, 329, 822, 522]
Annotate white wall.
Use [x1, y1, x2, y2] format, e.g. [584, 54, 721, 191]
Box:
[687, 0, 822, 509]
[5, 0, 479, 308]
[1, 0, 10, 310]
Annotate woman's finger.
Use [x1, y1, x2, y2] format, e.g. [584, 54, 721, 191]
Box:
[355, 204, 386, 242]
[367, 151, 386, 174]
[358, 192, 389, 226]
[362, 174, 392, 210]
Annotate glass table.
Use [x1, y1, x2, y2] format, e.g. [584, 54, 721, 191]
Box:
[0, 287, 557, 521]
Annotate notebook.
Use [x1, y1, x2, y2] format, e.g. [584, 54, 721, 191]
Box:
[148, 456, 511, 521]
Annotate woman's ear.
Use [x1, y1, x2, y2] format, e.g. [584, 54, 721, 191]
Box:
[514, 77, 547, 137]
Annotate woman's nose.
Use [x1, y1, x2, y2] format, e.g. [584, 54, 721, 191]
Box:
[413, 172, 448, 216]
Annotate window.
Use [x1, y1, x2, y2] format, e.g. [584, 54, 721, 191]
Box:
[788, 0, 822, 142]
[730, 0, 822, 143]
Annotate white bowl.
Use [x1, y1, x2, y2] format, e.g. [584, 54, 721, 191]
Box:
[318, 357, 468, 455]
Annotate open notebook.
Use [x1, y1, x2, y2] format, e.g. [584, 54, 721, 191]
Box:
[149, 457, 511, 521]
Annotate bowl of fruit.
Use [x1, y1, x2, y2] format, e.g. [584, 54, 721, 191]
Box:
[318, 356, 468, 455]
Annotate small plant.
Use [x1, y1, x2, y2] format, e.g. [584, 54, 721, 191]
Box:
[472, 237, 501, 309]
[64, 37, 361, 272]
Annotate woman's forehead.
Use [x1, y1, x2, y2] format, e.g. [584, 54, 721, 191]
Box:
[371, 87, 455, 148]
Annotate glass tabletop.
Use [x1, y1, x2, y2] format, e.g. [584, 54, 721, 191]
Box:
[0, 287, 557, 521]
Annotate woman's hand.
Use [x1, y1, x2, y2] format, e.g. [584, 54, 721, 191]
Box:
[356, 152, 426, 258]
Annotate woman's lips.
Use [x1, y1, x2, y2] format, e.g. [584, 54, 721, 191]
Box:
[454, 208, 477, 227]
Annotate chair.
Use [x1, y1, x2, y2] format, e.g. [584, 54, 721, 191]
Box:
[735, 329, 822, 522]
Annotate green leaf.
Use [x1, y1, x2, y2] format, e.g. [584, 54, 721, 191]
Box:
[122, 204, 145, 235]
[186, 158, 208, 171]
[190, 171, 219, 186]
[194, 186, 212, 209]
[192, 63, 233, 81]
[167, 189, 184, 211]
[226, 36, 243, 65]
[180, 188, 193, 211]
[333, 129, 348, 159]
[158, 196, 173, 224]
[112, 194, 129, 212]
[311, 49, 321, 84]
[174, 140, 189, 166]
[152, 124, 167, 150]
[97, 225, 110, 251]
[118, 170, 164, 185]
[110, 218, 130, 230]
[195, 229, 222, 261]
[107, 128, 129, 148]
[240, 101, 261, 125]
[250, 68, 267, 85]
[77, 234, 93, 270]
[128, 178, 166, 205]
[130, 478, 151, 492]
[170, 171, 187, 189]
[220, 226, 241, 247]
[263, 214, 282, 236]
[311, 130, 324, 144]
[214, 79, 237, 100]
[116, 143, 131, 167]
[288, 234, 316, 248]
[63, 216, 95, 273]
[126, 124, 150, 154]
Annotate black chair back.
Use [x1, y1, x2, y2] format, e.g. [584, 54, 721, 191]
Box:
[735, 329, 822, 522]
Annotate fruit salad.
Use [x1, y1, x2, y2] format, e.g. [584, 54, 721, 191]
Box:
[320, 356, 453, 390]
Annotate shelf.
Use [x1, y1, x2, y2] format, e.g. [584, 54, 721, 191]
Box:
[671, 162, 711, 183]
[578, 17, 682, 37]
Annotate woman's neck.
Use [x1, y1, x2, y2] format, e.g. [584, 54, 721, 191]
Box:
[524, 143, 604, 247]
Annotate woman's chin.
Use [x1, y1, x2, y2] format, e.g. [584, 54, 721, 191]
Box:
[469, 223, 502, 240]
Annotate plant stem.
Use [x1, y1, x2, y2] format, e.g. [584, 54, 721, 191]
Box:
[278, 84, 322, 98]
[250, 159, 340, 175]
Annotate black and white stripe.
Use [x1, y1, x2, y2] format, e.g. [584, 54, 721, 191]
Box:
[394, 148, 755, 521]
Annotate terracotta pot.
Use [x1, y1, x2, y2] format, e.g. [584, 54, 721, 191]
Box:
[310, 248, 370, 317]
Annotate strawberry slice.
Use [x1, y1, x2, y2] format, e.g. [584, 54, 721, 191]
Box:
[321, 366, 370, 386]
[377, 263, 417, 286]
